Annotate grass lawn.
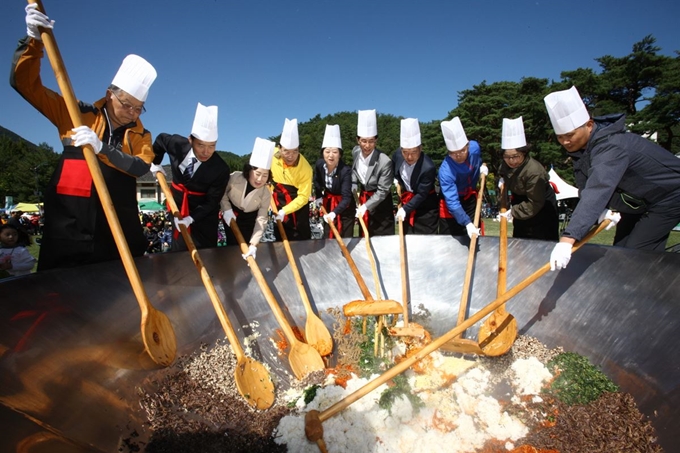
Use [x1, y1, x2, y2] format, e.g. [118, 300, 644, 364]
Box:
[27, 236, 41, 273]
[481, 217, 680, 250]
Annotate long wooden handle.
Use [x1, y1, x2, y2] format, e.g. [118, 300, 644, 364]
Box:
[498, 181, 508, 297]
[30, 0, 152, 316]
[156, 172, 245, 359]
[395, 185, 409, 324]
[320, 206, 374, 301]
[455, 172, 486, 330]
[319, 219, 611, 422]
[268, 194, 315, 315]
[353, 191, 381, 299]
[229, 220, 299, 344]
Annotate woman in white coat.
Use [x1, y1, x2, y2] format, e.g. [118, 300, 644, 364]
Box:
[220, 138, 275, 259]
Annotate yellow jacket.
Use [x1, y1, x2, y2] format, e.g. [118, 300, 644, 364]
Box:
[270, 153, 313, 214]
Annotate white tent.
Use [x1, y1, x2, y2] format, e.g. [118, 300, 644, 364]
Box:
[549, 168, 579, 200]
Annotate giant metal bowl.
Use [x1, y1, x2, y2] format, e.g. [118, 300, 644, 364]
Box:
[1, 235, 679, 452]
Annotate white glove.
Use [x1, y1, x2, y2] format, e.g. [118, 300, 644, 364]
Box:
[598, 209, 621, 231]
[465, 222, 480, 239]
[313, 198, 323, 209]
[396, 207, 406, 222]
[242, 245, 257, 260]
[150, 163, 166, 177]
[275, 209, 285, 222]
[71, 126, 102, 153]
[222, 209, 236, 226]
[498, 210, 513, 223]
[498, 177, 505, 190]
[355, 204, 367, 218]
[174, 216, 194, 230]
[550, 242, 572, 271]
[323, 211, 336, 224]
[25, 4, 54, 41]
[480, 164, 489, 176]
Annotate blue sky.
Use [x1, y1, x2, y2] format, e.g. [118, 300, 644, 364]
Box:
[1, 0, 679, 161]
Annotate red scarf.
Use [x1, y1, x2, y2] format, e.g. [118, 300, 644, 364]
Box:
[170, 182, 206, 238]
[323, 192, 343, 238]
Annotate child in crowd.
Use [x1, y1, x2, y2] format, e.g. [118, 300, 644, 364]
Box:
[0, 224, 36, 277]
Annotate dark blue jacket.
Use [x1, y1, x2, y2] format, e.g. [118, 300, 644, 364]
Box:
[564, 114, 680, 240]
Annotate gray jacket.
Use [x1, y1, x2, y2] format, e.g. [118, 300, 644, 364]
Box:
[351, 146, 394, 212]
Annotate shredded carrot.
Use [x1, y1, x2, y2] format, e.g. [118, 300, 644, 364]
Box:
[273, 329, 288, 353]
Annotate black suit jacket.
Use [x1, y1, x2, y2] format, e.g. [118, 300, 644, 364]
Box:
[152, 134, 229, 237]
[314, 158, 353, 215]
[392, 149, 437, 214]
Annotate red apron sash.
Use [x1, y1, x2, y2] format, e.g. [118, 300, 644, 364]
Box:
[170, 181, 207, 238]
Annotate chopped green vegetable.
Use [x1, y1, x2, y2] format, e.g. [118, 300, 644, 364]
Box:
[544, 352, 619, 405]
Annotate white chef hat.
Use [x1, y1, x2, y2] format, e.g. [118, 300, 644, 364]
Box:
[440, 117, 468, 151]
[249, 137, 275, 170]
[357, 109, 378, 138]
[544, 86, 590, 135]
[111, 54, 157, 102]
[190, 103, 218, 142]
[501, 117, 526, 150]
[321, 124, 342, 149]
[400, 118, 421, 148]
[280, 118, 299, 149]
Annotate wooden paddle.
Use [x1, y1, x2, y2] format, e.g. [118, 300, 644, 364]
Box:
[320, 206, 402, 316]
[230, 221, 325, 380]
[29, 0, 176, 366]
[156, 173, 274, 408]
[268, 195, 333, 356]
[441, 172, 486, 354]
[341, 192, 403, 317]
[304, 220, 611, 444]
[390, 188, 425, 337]
[478, 180, 518, 355]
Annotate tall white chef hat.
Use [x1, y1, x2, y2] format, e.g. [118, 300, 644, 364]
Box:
[440, 117, 468, 151]
[190, 103, 218, 142]
[321, 124, 342, 149]
[249, 137, 275, 170]
[400, 118, 421, 148]
[501, 117, 526, 150]
[111, 54, 157, 102]
[544, 86, 590, 135]
[357, 109, 378, 138]
[280, 118, 299, 149]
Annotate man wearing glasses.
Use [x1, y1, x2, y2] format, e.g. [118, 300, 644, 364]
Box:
[438, 117, 488, 241]
[10, 5, 157, 270]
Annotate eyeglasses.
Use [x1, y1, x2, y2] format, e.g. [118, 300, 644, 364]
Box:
[111, 91, 146, 115]
[503, 154, 523, 161]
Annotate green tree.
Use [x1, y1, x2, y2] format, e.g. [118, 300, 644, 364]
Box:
[0, 137, 59, 204]
[636, 51, 680, 152]
[595, 35, 665, 116]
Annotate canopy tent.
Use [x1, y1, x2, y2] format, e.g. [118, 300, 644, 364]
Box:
[549, 168, 579, 200]
[138, 199, 165, 212]
[10, 202, 43, 213]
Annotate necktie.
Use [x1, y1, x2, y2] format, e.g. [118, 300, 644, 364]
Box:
[184, 157, 197, 179]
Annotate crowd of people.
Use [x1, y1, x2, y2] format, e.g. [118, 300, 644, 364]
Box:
[7, 5, 680, 277]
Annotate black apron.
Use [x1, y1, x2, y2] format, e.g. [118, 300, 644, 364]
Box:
[38, 146, 145, 271]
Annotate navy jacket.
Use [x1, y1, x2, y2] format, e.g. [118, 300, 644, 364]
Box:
[564, 114, 680, 240]
[392, 149, 438, 215]
[314, 158, 353, 215]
